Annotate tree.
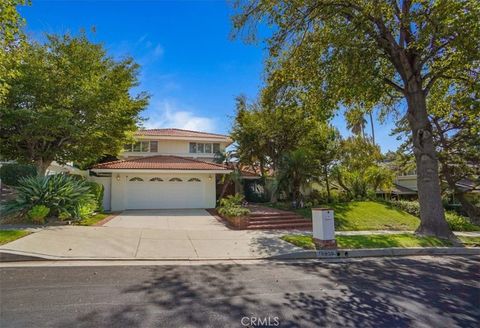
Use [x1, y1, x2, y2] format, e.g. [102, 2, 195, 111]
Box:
[0, 33, 149, 175]
[0, 0, 28, 102]
[332, 137, 388, 199]
[429, 78, 480, 224]
[233, 0, 480, 239]
[305, 122, 341, 202]
[345, 107, 367, 138]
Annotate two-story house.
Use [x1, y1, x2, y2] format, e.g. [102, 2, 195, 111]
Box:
[91, 128, 232, 211]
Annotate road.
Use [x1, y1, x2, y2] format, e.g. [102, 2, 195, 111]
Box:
[1, 256, 479, 327]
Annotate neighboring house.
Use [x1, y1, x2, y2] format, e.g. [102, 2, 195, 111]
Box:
[90, 128, 232, 211]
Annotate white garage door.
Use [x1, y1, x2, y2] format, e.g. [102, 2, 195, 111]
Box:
[126, 176, 206, 209]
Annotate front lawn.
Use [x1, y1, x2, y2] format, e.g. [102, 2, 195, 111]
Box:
[459, 236, 480, 247]
[281, 233, 454, 249]
[77, 213, 110, 226]
[271, 201, 419, 231]
[0, 230, 31, 245]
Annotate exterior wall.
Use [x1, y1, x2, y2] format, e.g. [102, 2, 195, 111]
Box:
[395, 175, 418, 191]
[89, 176, 112, 211]
[121, 139, 228, 160]
[109, 172, 216, 211]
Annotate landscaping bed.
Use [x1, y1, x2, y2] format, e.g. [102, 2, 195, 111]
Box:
[76, 213, 113, 226]
[281, 233, 480, 250]
[0, 230, 31, 246]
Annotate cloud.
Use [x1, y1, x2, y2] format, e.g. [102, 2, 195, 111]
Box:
[143, 100, 216, 132]
[153, 44, 164, 57]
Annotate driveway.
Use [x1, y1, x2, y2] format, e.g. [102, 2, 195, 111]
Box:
[104, 209, 228, 231]
[0, 210, 302, 260]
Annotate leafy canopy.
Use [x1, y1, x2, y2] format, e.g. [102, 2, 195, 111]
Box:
[0, 33, 149, 173]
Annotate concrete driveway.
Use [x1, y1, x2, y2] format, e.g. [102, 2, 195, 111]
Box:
[104, 209, 228, 231]
[0, 210, 302, 260]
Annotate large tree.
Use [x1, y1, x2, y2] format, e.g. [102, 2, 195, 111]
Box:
[0, 34, 149, 175]
[232, 0, 480, 239]
[0, 0, 28, 102]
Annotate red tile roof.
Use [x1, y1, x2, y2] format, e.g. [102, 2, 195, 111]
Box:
[135, 128, 230, 140]
[92, 155, 230, 171]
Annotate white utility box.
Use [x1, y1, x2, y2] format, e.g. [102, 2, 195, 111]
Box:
[312, 208, 336, 249]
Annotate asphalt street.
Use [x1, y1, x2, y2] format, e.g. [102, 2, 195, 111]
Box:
[1, 255, 479, 328]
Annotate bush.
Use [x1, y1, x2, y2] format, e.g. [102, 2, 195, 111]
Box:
[0, 164, 37, 186]
[85, 181, 104, 211]
[445, 211, 480, 232]
[2, 174, 96, 221]
[27, 205, 50, 224]
[217, 194, 250, 217]
[389, 200, 480, 231]
[389, 200, 420, 217]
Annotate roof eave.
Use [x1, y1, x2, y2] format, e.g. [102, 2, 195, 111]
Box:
[90, 168, 232, 174]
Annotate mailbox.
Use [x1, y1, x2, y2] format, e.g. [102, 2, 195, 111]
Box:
[312, 208, 337, 249]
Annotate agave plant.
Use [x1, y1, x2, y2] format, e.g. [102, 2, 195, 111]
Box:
[2, 174, 95, 220]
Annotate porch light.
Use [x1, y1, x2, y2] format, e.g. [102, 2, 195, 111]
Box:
[209, 174, 213, 181]
[116, 174, 120, 181]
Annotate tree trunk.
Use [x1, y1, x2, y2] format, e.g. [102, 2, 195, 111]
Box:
[406, 89, 454, 240]
[369, 111, 375, 145]
[35, 159, 52, 176]
[324, 165, 331, 203]
[218, 175, 231, 201]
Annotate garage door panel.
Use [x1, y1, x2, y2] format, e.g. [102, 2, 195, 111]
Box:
[126, 177, 206, 209]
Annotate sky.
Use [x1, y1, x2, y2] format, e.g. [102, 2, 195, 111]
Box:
[19, 0, 402, 152]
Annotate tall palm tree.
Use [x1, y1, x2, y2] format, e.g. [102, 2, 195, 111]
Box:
[345, 108, 367, 138]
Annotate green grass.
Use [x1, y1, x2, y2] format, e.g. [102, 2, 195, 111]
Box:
[77, 213, 110, 226]
[281, 233, 454, 249]
[271, 201, 420, 231]
[0, 230, 31, 245]
[458, 236, 480, 247]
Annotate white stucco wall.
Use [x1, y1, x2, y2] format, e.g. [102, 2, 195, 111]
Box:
[121, 140, 229, 160]
[109, 172, 216, 211]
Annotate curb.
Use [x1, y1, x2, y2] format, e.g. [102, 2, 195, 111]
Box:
[270, 247, 480, 260]
[1, 247, 479, 263]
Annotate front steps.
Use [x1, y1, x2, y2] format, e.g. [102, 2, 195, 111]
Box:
[246, 208, 312, 230]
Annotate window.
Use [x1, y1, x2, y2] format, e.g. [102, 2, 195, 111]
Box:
[129, 177, 144, 181]
[188, 178, 201, 182]
[204, 143, 212, 153]
[140, 141, 149, 152]
[124, 141, 158, 153]
[189, 142, 220, 154]
[189, 142, 197, 153]
[150, 177, 163, 181]
[169, 177, 183, 182]
[132, 142, 141, 152]
[150, 141, 158, 152]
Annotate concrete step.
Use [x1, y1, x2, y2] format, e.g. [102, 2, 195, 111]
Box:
[248, 218, 310, 225]
[249, 212, 298, 218]
[248, 215, 306, 222]
[247, 222, 312, 230]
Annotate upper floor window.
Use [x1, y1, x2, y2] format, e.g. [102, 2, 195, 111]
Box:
[124, 140, 158, 153]
[189, 142, 220, 154]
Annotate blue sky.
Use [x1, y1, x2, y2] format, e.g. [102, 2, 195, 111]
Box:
[19, 0, 401, 152]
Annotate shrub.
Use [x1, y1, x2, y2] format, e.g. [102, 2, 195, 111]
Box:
[389, 200, 420, 217]
[445, 211, 480, 232]
[2, 174, 96, 221]
[217, 194, 250, 217]
[74, 201, 97, 220]
[85, 181, 104, 211]
[0, 164, 37, 186]
[27, 205, 50, 224]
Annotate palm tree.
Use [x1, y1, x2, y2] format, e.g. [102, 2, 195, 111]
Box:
[345, 108, 367, 138]
[214, 150, 242, 201]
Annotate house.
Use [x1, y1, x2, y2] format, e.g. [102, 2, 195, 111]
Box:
[90, 128, 232, 211]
